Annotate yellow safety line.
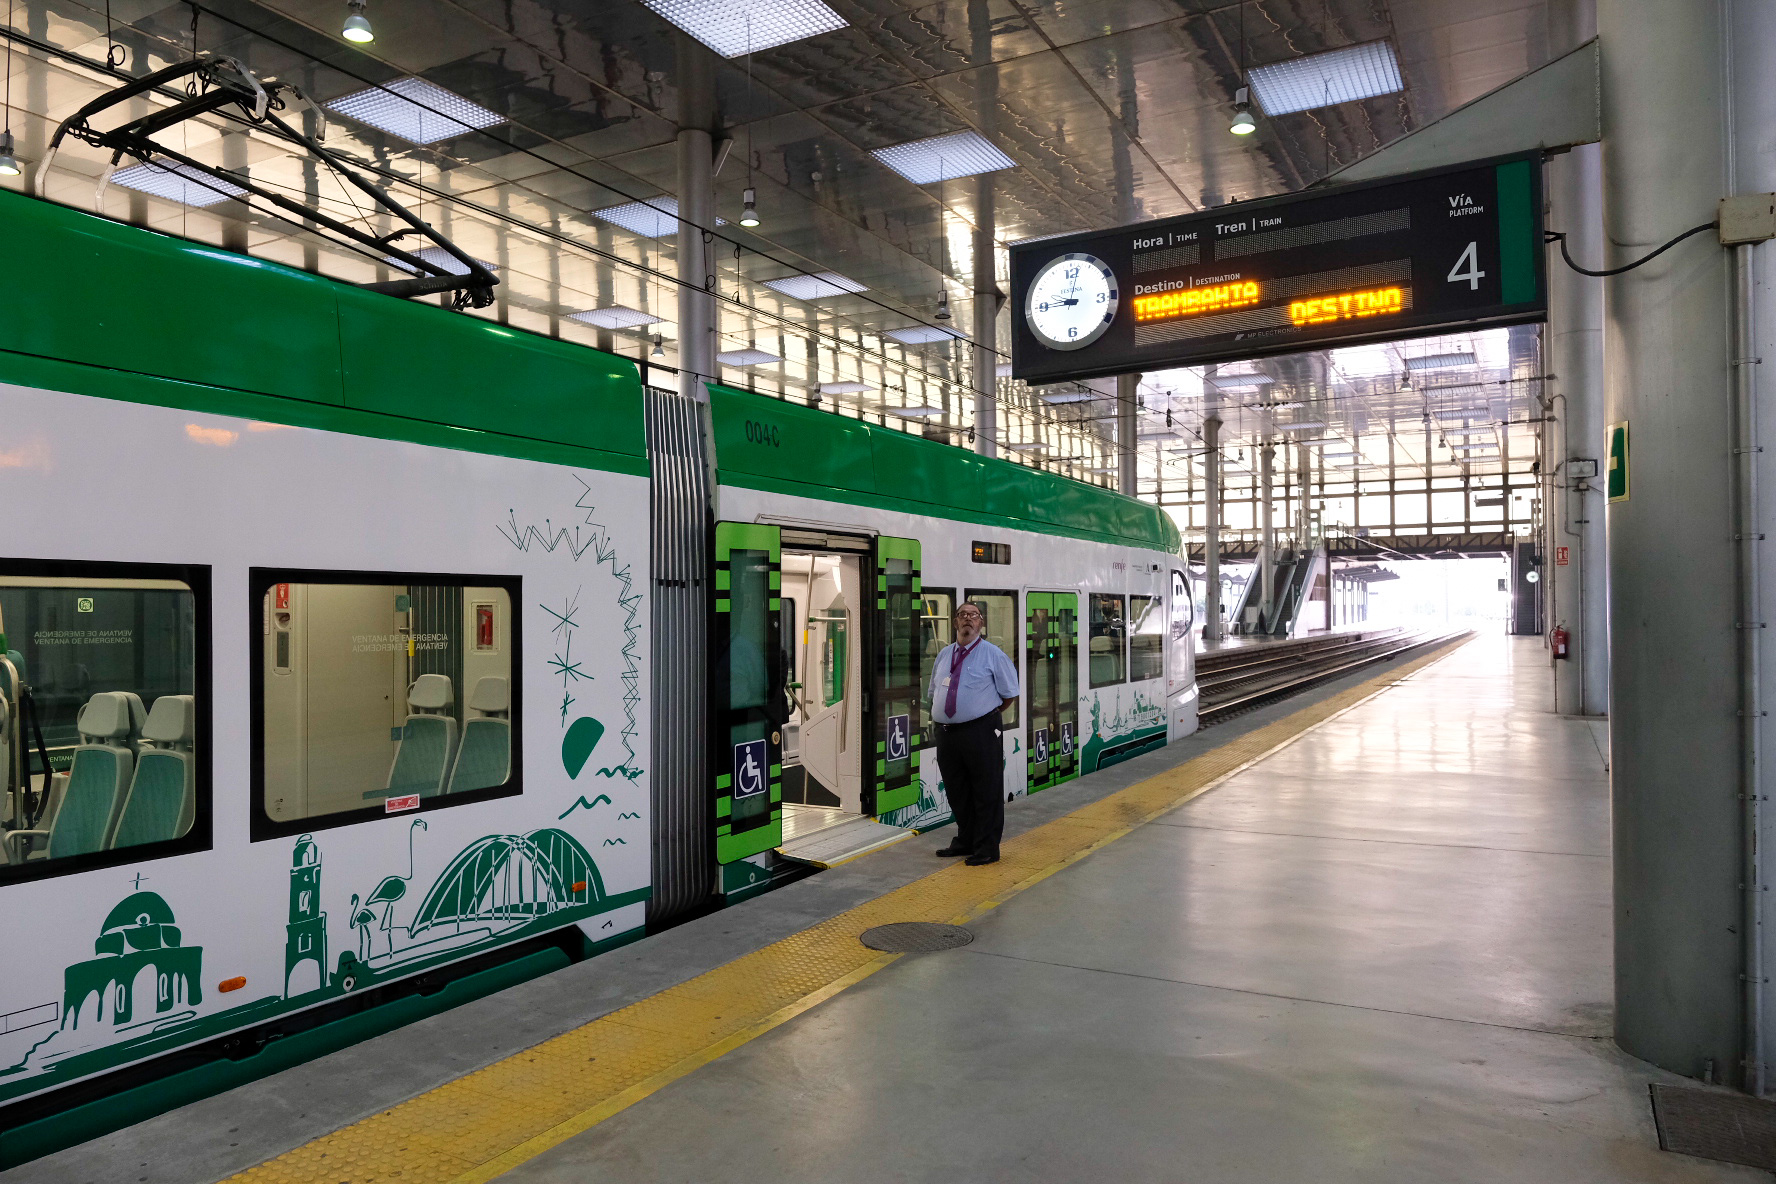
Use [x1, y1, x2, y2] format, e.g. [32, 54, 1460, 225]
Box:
[228, 636, 1470, 1184]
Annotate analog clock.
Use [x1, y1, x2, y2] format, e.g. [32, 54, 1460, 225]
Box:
[1025, 252, 1118, 351]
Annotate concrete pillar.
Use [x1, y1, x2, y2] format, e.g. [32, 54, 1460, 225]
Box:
[1599, 0, 1775, 1089]
[1259, 441, 1275, 625]
[1204, 415, 1223, 642]
[221, 131, 248, 252]
[1117, 373, 1139, 496]
[675, 35, 716, 404]
[973, 173, 998, 458]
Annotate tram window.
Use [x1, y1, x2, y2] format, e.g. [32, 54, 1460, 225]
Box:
[0, 561, 208, 881]
[963, 590, 1018, 727]
[252, 571, 520, 839]
[919, 589, 956, 710]
[1128, 595, 1164, 683]
[1089, 594, 1127, 688]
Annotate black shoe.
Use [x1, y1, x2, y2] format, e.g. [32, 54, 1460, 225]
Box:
[935, 844, 968, 857]
[964, 852, 1000, 866]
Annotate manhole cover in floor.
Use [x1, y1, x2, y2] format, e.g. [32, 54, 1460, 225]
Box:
[1652, 1083, 1776, 1171]
[860, 922, 975, 953]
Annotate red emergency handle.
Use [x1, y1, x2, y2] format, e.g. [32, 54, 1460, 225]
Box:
[1551, 627, 1570, 659]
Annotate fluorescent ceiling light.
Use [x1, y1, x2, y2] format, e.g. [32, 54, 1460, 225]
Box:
[593, 196, 725, 238]
[1006, 442, 1046, 452]
[819, 382, 873, 394]
[110, 160, 247, 207]
[890, 405, 943, 418]
[884, 325, 966, 345]
[1039, 390, 1098, 404]
[1406, 351, 1478, 372]
[568, 305, 662, 330]
[1450, 443, 1497, 451]
[718, 348, 781, 366]
[996, 363, 1014, 377]
[326, 77, 503, 145]
[1247, 40, 1404, 116]
[1277, 421, 1328, 431]
[762, 271, 867, 300]
[1207, 372, 1273, 389]
[1008, 230, 1075, 245]
[872, 130, 1016, 185]
[640, 0, 846, 57]
[384, 246, 497, 275]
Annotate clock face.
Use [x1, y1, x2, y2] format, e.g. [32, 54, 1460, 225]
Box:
[1025, 253, 1118, 351]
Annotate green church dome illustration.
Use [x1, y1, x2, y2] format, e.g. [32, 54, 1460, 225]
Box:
[93, 892, 182, 957]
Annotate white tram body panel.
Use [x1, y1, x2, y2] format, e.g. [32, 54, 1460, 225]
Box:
[0, 384, 652, 1107]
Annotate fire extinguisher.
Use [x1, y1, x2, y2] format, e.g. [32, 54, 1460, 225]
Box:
[1551, 626, 1571, 659]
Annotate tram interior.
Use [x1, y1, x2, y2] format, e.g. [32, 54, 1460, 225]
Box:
[262, 582, 513, 823]
[778, 551, 864, 842]
[0, 576, 197, 866]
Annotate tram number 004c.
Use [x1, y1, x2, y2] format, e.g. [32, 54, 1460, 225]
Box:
[743, 420, 781, 447]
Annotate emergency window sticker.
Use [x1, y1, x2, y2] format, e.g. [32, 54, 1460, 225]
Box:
[734, 738, 768, 799]
[473, 601, 498, 652]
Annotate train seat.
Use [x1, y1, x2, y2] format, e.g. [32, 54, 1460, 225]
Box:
[445, 677, 510, 794]
[111, 695, 196, 850]
[3, 691, 136, 862]
[1089, 635, 1118, 684]
[385, 674, 458, 799]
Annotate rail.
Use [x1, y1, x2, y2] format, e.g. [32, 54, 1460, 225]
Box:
[1197, 627, 1470, 725]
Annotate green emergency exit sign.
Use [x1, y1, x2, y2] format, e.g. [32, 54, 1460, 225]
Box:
[1607, 421, 1629, 502]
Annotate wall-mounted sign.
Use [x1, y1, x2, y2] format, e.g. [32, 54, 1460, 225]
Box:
[1009, 153, 1546, 383]
[1608, 422, 1629, 502]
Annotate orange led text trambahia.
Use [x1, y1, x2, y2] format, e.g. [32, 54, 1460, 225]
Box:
[1132, 281, 1261, 322]
[1289, 286, 1405, 326]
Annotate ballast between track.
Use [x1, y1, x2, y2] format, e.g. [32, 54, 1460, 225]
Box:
[1197, 627, 1472, 725]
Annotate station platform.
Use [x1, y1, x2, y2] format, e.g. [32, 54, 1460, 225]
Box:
[19, 635, 1746, 1184]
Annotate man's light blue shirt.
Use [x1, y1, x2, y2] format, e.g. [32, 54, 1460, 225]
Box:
[928, 638, 1021, 724]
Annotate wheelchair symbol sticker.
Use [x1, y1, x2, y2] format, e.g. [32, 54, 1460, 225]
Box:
[887, 714, 910, 761]
[1033, 728, 1049, 763]
[733, 738, 767, 799]
[1060, 722, 1074, 755]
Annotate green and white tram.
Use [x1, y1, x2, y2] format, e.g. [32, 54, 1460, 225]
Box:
[0, 189, 1191, 1161]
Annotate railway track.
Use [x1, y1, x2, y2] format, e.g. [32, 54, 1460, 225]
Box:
[1197, 626, 1470, 725]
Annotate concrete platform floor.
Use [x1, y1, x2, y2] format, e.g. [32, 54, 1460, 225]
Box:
[499, 636, 1759, 1184]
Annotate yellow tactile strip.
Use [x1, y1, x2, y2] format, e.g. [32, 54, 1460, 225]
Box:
[229, 636, 1470, 1184]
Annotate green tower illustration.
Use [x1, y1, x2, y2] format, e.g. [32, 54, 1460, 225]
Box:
[284, 835, 327, 997]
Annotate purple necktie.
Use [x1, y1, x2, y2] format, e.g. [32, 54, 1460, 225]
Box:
[944, 639, 980, 720]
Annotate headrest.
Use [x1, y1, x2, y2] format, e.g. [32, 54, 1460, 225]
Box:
[408, 673, 453, 711]
[1089, 637, 1114, 652]
[469, 676, 509, 714]
[77, 692, 135, 740]
[143, 695, 196, 745]
[118, 692, 148, 736]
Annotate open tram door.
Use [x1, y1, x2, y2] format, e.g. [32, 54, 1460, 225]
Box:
[1025, 592, 1080, 793]
[732, 527, 918, 877]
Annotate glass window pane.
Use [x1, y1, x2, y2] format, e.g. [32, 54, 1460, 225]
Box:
[0, 568, 201, 874]
[1089, 593, 1126, 688]
[259, 575, 517, 829]
[919, 590, 955, 711]
[1128, 595, 1164, 683]
[964, 590, 1018, 727]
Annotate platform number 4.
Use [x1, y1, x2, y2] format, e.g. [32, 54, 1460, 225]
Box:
[1447, 241, 1486, 291]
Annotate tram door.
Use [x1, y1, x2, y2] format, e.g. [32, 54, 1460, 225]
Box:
[713, 522, 785, 864]
[870, 537, 922, 816]
[1025, 592, 1079, 793]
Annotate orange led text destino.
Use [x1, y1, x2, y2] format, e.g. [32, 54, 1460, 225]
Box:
[1289, 286, 1405, 326]
[1132, 281, 1261, 322]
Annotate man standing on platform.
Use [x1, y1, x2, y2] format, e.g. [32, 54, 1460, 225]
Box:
[929, 601, 1020, 866]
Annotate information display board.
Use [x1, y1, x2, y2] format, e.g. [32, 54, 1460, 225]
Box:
[1008, 153, 1545, 383]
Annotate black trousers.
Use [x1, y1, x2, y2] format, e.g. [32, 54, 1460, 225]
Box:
[935, 713, 1006, 857]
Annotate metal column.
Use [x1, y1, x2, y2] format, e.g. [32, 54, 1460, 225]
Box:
[973, 173, 998, 458]
[1204, 414, 1223, 642]
[1117, 372, 1139, 496]
[675, 35, 716, 405]
[1258, 440, 1275, 627]
[1547, 128, 1608, 713]
[1599, 0, 1774, 1090]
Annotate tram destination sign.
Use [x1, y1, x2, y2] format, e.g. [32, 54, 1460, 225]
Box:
[1009, 153, 1545, 384]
